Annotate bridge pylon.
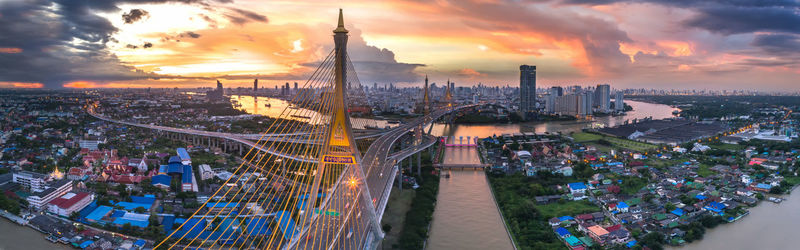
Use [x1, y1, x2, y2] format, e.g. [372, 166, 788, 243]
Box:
[294, 8, 383, 249]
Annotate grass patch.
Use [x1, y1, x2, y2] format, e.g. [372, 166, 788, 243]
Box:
[573, 132, 659, 152]
[709, 143, 746, 151]
[534, 200, 602, 219]
[697, 164, 714, 177]
[783, 176, 800, 186]
[380, 189, 415, 249]
[572, 132, 603, 142]
[604, 137, 659, 152]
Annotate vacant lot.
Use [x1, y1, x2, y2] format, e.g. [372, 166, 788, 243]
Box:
[573, 132, 659, 152]
[535, 200, 602, 219]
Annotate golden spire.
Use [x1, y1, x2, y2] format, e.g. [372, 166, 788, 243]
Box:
[334, 8, 349, 33]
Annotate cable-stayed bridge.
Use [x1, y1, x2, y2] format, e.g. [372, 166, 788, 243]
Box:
[147, 9, 477, 250]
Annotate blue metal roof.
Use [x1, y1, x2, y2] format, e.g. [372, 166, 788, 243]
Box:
[167, 162, 183, 174]
[558, 216, 574, 221]
[177, 148, 190, 161]
[79, 240, 94, 249]
[206, 202, 239, 208]
[116, 202, 151, 212]
[152, 174, 171, 186]
[276, 211, 298, 241]
[162, 215, 175, 232]
[86, 205, 113, 221]
[617, 202, 629, 208]
[168, 156, 182, 164]
[244, 217, 272, 236]
[182, 165, 193, 184]
[671, 208, 684, 216]
[568, 182, 587, 190]
[555, 227, 570, 237]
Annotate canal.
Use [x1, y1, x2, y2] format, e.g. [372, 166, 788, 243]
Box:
[426, 147, 514, 250]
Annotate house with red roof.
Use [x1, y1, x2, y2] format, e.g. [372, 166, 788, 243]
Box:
[47, 192, 93, 217]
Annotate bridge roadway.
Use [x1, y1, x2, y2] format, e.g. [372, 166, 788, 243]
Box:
[86, 108, 386, 162]
[291, 105, 476, 250]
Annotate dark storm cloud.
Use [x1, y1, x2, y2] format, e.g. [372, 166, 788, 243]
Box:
[224, 7, 268, 25]
[561, 0, 800, 35]
[684, 7, 800, 35]
[0, 0, 233, 88]
[122, 9, 149, 23]
[179, 31, 202, 38]
[562, 0, 800, 8]
[751, 33, 800, 54]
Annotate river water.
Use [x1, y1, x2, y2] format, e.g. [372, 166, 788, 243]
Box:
[673, 189, 800, 250]
[426, 147, 515, 250]
[230, 95, 397, 129]
[0, 219, 70, 250]
[431, 100, 679, 137]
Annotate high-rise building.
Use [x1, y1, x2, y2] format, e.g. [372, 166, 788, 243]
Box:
[615, 91, 625, 112]
[253, 79, 258, 92]
[580, 91, 594, 116]
[595, 84, 610, 112]
[550, 86, 563, 97]
[519, 65, 536, 114]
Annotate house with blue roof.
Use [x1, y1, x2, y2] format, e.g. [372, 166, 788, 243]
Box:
[555, 227, 571, 238]
[182, 165, 194, 192]
[695, 194, 707, 200]
[754, 183, 772, 192]
[112, 212, 149, 228]
[176, 148, 191, 165]
[152, 174, 171, 190]
[558, 216, 574, 222]
[568, 182, 587, 194]
[206, 202, 238, 213]
[616, 201, 629, 212]
[671, 208, 685, 216]
[168, 156, 182, 164]
[85, 205, 113, 224]
[704, 201, 726, 214]
[167, 162, 183, 175]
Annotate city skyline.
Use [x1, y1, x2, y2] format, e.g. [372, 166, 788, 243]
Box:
[1, 0, 799, 91]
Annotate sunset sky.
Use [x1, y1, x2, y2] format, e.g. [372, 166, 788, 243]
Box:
[0, 0, 798, 90]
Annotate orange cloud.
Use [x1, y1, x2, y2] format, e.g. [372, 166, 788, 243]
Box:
[63, 81, 101, 88]
[657, 41, 693, 57]
[619, 42, 658, 62]
[0, 47, 22, 53]
[457, 68, 487, 78]
[0, 82, 43, 88]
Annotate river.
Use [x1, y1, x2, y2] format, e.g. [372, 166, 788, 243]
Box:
[673, 189, 800, 250]
[426, 147, 515, 250]
[0, 219, 70, 250]
[229, 95, 398, 129]
[431, 100, 679, 137]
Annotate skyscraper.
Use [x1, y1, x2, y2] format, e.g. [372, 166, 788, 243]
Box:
[519, 65, 536, 115]
[615, 91, 624, 112]
[595, 84, 610, 112]
[253, 79, 258, 92]
[550, 86, 563, 97]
